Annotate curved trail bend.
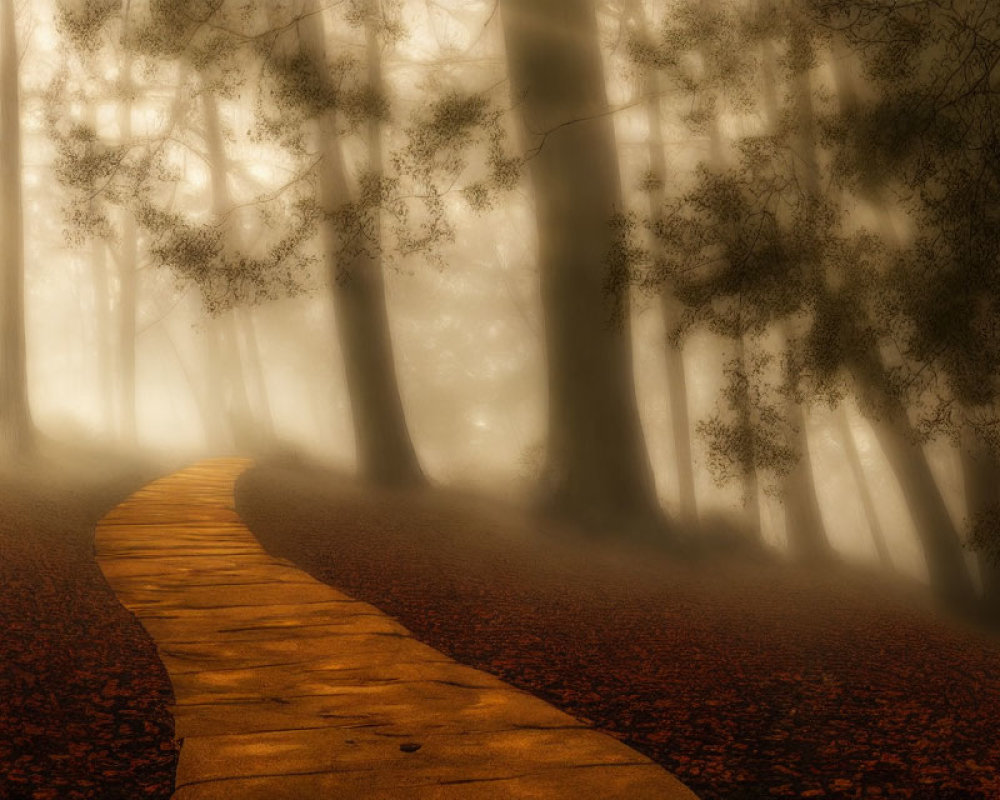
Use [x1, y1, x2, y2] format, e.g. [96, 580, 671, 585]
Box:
[95, 458, 698, 799]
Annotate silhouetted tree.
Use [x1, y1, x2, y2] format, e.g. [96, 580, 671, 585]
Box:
[0, 0, 34, 456]
[500, 0, 663, 535]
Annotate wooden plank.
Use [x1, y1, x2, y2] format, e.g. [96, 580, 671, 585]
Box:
[95, 459, 698, 800]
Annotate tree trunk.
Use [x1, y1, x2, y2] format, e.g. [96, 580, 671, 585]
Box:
[202, 87, 272, 450]
[779, 388, 831, 561]
[0, 0, 33, 456]
[117, 11, 138, 445]
[237, 308, 275, 441]
[500, 0, 662, 535]
[642, 62, 697, 523]
[84, 105, 116, 436]
[200, 320, 234, 452]
[815, 14, 977, 609]
[733, 336, 764, 541]
[758, 14, 832, 561]
[219, 312, 256, 448]
[835, 405, 893, 570]
[158, 323, 226, 451]
[700, 40, 765, 542]
[298, 0, 423, 486]
[90, 237, 116, 434]
[851, 351, 977, 612]
[960, 423, 1000, 624]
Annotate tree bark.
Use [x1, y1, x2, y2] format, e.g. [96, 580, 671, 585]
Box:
[642, 61, 697, 523]
[0, 0, 33, 456]
[298, 0, 423, 486]
[500, 0, 662, 534]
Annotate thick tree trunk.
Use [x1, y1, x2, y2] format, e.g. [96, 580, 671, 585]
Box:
[298, 0, 423, 486]
[642, 66, 697, 523]
[500, 0, 662, 534]
[835, 405, 893, 570]
[960, 424, 1000, 624]
[0, 0, 33, 456]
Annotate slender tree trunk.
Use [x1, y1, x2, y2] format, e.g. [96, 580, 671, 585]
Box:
[298, 0, 423, 486]
[756, 11, 832, 561]
[960, 423, 1000, 624]
[642, 63, 697, 523]
[200, 320, 234, 452]
[835, 404, 893, 569]
[733, 336, 764, 541]
[700, 44, 764, 542]
[237, 308, 275, 440]
[201, 86, 271, 450]
[84, 106, 115, 435]
[500, 0, 662, 535]
[219, 312, 256, 448]
[780, 387, 831, 561]
[0, 0, 33, 456]
[90, 237, 116, 434]
[117, 11, 138, 445]
[158, 324, 226, 451]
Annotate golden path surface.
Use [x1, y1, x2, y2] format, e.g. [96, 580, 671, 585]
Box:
[96, 458, 699, 799]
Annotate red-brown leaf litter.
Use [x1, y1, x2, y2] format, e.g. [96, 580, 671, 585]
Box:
[235, 462, 1000, 800]
[0, 458, 177, 800]
[4, 456, 1000, 799]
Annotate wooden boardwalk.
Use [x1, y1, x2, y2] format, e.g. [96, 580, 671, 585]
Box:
[96, 458, 698, 799]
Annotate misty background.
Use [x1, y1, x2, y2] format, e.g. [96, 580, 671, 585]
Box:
[1, 0, 998, 624]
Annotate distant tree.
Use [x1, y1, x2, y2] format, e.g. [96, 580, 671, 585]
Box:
[284, 0, 425, 486]
[626, 0, 832, 559]
[0, 0, 34, 456]
[628, 0, 984, 610]
[52, 0, 425, 480]
[808, 0, 1000, 620]
[623, 0, 699, 525]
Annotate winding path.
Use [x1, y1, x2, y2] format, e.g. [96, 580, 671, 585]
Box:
[95, 458, 698, 799]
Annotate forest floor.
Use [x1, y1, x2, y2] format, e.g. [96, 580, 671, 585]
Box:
[235, 459, 1000, 800]
[3, 452, 1000, 799]
[0, 443, 177, 800]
